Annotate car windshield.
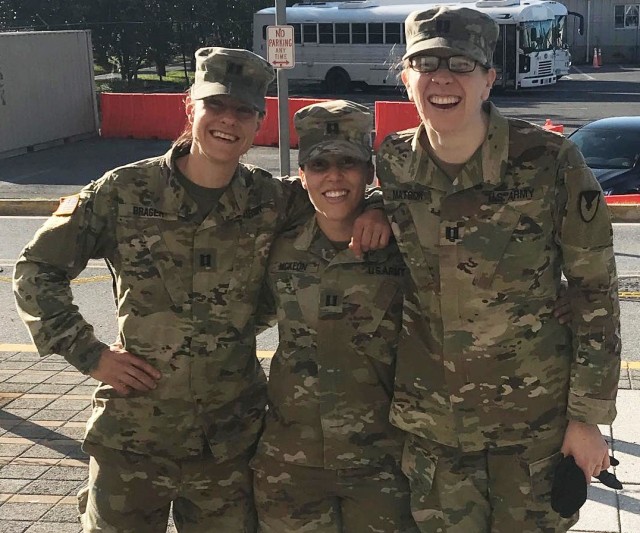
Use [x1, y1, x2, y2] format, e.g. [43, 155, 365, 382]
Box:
[571, 128, 640, 169]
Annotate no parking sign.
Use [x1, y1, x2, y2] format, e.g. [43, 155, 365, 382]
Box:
[266, 25, 295, 69]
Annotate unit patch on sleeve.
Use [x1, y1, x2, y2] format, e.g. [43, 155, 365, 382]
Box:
[578, 190, 601, 223]
[53, 194, 80, 216]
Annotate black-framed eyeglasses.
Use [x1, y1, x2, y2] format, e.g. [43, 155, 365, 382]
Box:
[409, 55, 486, 74]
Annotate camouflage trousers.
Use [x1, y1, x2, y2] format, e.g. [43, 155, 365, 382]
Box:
[401, 433, 579, 533]
[78, 443, 257, 533]
[251, 454, 419, 532]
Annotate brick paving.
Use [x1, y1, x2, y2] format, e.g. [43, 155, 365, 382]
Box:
[0, 348, 638, 532]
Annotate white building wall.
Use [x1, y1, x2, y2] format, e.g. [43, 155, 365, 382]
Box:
[558, 0, 640, 62]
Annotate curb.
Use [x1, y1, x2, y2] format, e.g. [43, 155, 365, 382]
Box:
[1, 199, 639, 222]
[0, 199, 59, 217]
[609, 204, 640, 223]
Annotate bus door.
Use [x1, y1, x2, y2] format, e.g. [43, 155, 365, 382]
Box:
[493, 24, 517, 90]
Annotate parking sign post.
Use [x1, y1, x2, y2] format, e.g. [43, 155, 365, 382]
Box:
[271, 0, 294, 176]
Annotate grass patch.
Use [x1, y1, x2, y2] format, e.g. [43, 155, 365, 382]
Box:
[95, 68, 194, 93]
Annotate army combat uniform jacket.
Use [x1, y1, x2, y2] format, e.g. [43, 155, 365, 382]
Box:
[376, 103, 621, 451]
[13, 145, 313, 461]
[255, 217, 407, 469]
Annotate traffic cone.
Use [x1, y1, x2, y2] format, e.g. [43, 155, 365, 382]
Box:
[592, 47, 600, 68]
[597, 48, 603, 67]
[544, 119, 565, 134]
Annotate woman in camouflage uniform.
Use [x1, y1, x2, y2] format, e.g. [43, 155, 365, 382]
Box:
[251, 100, 418, 533]
[13, 48, 387, 533]
[376, 6, 621, 533]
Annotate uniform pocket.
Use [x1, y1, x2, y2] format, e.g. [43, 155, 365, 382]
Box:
[470, 205, 522, 289]
[529, 450, 564, 501]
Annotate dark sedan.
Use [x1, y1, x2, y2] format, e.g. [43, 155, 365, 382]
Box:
[568, 116, 640, 195]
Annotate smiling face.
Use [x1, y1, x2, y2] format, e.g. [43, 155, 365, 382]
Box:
[300, 155, 373, 241]
[402, 52, 496, 137]
[187, 94, 262, 169]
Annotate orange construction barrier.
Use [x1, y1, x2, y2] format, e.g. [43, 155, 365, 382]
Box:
[374, 101, 420, 150]
[99, 93, 332, 146]
[100, 93, 186, 139]
[254, 97, 330, 147]
[543, 118, 564, 134]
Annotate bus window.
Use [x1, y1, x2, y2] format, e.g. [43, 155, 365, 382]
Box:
[292, 24, 301, 44]
[369, 23, 384, 44]
[336, 23, 349, 44]
[303, 24, 318, 44]
[352, 23, 367, 44]
[540, 20, 553, 50]
[385, 23, 401, 44]
[319, 23, 333, 44]
[554, 15, 567, 47]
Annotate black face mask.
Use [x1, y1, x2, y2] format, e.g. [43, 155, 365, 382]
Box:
[551, 455, 622, 518]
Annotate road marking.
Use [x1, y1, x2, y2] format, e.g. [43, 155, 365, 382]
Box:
[70, 275, 112, 284]
[1, 344, 37, 352]
[570, 67, 595, 80]
[0, 216, 49, 220]
[620, 292, 640, 299]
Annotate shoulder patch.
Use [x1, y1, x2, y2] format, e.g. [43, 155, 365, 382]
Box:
[53, 194, 80, 216]
[578, 190, 601, 223]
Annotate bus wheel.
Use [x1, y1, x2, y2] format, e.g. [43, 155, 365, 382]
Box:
[325, 68, 351, 93]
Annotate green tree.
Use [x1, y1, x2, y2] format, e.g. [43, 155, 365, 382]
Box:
[0, 0, 271, 84]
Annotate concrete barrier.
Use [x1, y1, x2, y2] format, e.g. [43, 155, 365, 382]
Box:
[0, 199, 58, 216]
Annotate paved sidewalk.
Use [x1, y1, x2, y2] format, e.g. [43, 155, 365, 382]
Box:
[1, 346, 639, 532]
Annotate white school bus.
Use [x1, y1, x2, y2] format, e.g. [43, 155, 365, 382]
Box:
[253, 0, 581, 92]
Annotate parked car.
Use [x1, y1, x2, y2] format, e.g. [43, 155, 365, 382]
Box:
[568, 116, 640, 195]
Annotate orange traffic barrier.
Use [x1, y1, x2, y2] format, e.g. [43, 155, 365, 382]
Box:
[605, 194, 640, 205]
[254, 97, 330, 147]
[100, 93, 186, 139]
[592, 47, 600, 69]
[374, 101, 420, 150]
[100, 93, 329, 147]
[543, 118, 564, 134]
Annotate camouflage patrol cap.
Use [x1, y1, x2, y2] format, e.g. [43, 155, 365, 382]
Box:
[191, 47, 275, 112]
[403, 6, 499, 66]
[294, 100, 373, 167]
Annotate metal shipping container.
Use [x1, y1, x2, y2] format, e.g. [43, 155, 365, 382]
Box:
[0, 30, 99, 157]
